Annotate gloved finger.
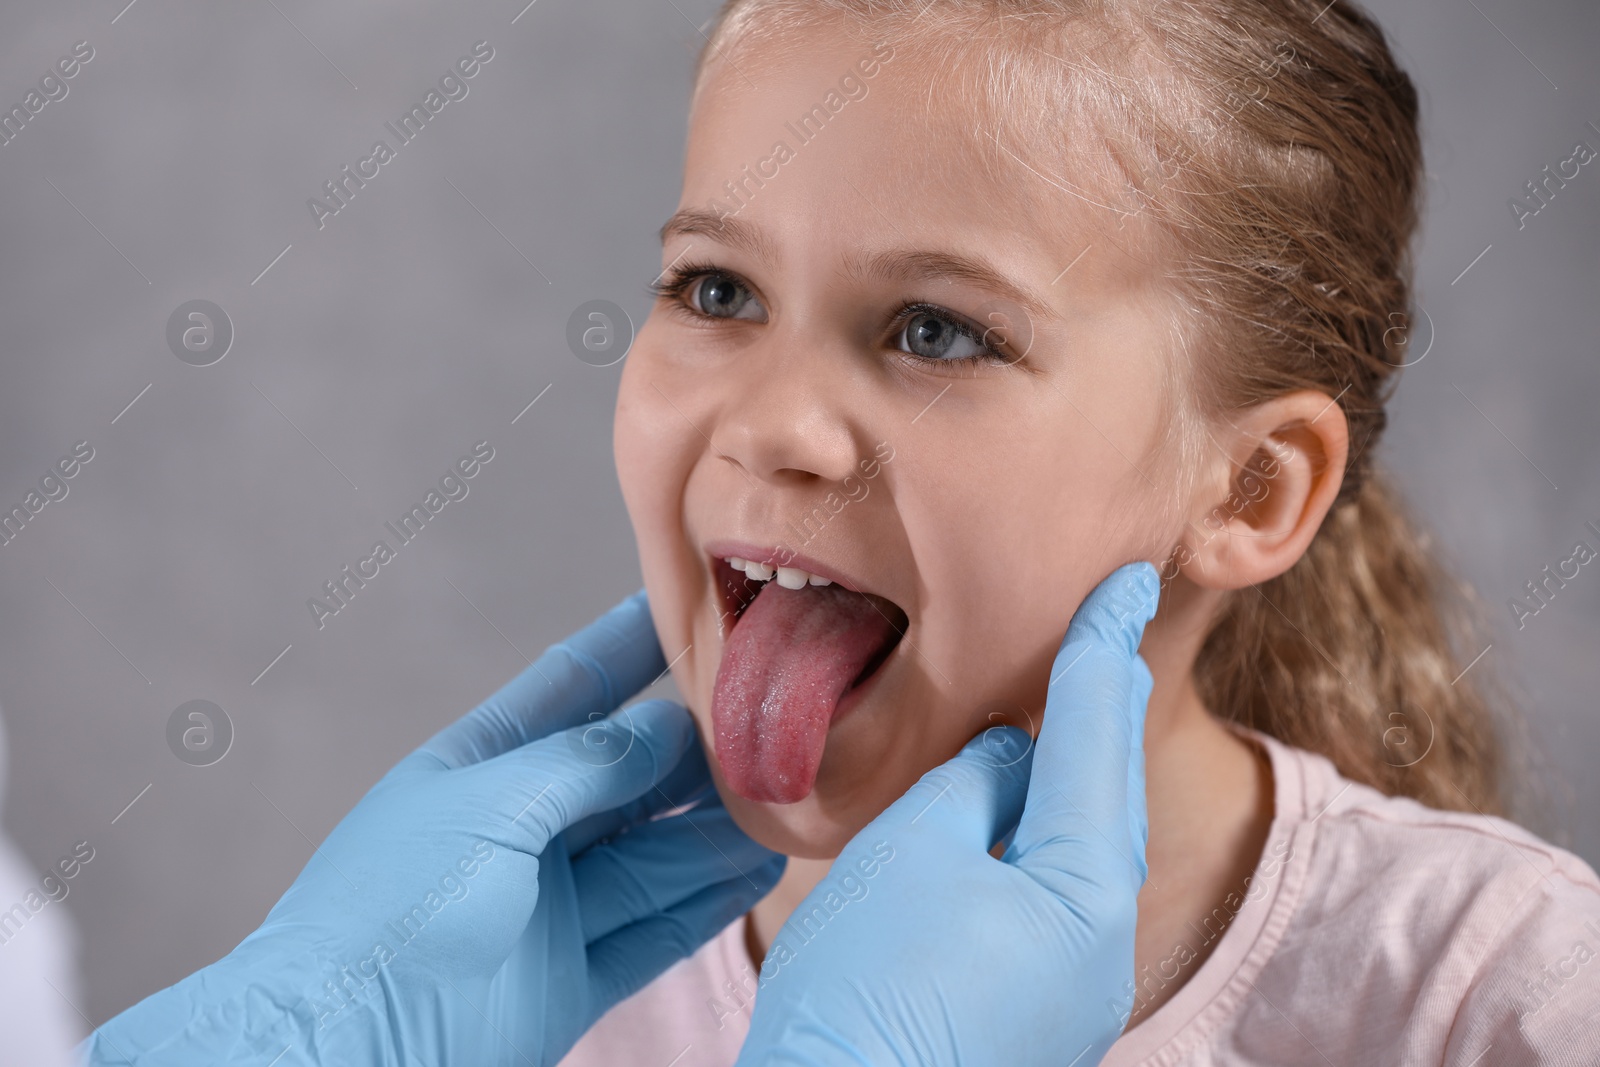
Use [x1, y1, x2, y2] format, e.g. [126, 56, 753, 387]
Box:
[574, 797, 781, 945]
[491, 699, 697, 856]
[860, 723, 1034, 853]
[585, 856, 785, 1013]
[1007, 562, 1159, 888]
[565, 737, 717, 856]
[409, 589, 669, 771]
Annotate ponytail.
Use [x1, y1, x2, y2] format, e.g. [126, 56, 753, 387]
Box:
[1194, 472, 1504, 813]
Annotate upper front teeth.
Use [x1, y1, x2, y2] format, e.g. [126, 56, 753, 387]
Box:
[726, 557, 832, 588]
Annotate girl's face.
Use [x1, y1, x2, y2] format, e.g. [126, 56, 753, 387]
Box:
[616, 24, 1185, 857]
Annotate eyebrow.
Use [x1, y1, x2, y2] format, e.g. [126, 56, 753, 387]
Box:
[659, 208, 782, 270]
[842, 248, 1054, 320]
[658, 208, 1056, 319]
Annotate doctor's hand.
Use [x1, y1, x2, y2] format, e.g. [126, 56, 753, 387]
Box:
[735, 562, 1161, 1067]
[84, 591, 783, 1067]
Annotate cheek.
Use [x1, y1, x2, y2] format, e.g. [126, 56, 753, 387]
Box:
[898, 413, 1157, 721]
[614, 335, 698, 544]
[613, 345, 661, 514]
[614, 339, 700, 634]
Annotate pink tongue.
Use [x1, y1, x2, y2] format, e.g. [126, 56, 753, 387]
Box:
[711, 581, 900, 804]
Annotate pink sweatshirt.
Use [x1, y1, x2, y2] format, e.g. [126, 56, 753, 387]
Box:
[559, 730, 1600, 1066]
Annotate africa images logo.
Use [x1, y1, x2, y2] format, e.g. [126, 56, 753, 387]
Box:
[306, 442, 494, 629]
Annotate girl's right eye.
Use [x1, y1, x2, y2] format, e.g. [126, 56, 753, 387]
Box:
[690, 274, 763, 320]
[648, 265, 767, 322]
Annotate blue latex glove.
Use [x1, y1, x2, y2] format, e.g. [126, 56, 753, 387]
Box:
[735, 562, 1160, 1067]
[84, 591, 784, 1066]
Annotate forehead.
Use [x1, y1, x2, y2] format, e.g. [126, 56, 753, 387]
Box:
[680, 20, 1159, 297]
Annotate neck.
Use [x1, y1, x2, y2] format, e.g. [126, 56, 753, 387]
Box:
[747, 577, 1274, 1026]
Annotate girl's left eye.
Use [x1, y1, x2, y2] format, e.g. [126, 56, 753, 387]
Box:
[893, 307, 1003, 365]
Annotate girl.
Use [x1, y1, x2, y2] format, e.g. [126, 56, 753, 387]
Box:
[570, 1, 1600, 1063]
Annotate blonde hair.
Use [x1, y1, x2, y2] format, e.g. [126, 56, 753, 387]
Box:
[691, 0, 1509, 813]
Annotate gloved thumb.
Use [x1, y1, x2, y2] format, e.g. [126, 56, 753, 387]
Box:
[1007, 561, 1158, 889]
[862, 723, 1035, 853]
[484, 698, 698, 856]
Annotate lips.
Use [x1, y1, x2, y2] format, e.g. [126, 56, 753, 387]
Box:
[705, 544, 907, 804]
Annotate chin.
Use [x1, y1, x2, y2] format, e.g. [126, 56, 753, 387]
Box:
[699, 748, 864, 859]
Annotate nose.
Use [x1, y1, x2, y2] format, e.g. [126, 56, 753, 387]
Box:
[707, 329, 868, 489]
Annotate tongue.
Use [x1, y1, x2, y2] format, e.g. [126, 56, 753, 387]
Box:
[711, 580, 900, 804]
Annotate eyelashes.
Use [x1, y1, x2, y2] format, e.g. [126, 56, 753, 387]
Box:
[645, 260, 1020, 369]
[644, 258, 720, 303]
[646, 259, 744, 314]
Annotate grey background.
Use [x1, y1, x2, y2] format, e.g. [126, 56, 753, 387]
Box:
[0, 0, 1593, 1033]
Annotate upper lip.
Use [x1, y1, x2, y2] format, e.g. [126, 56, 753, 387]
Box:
[702, 537, 912, 692]
[704, 538, 878, 597]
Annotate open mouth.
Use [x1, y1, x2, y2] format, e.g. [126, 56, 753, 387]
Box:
[707, 551, 908, 805]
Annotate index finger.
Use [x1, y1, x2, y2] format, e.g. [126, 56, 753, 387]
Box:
[1006, 562, 1159, 887]
[412, 589, 669, 770]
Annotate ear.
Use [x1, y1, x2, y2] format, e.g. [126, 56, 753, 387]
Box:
[1171, 390, 1350, 591]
